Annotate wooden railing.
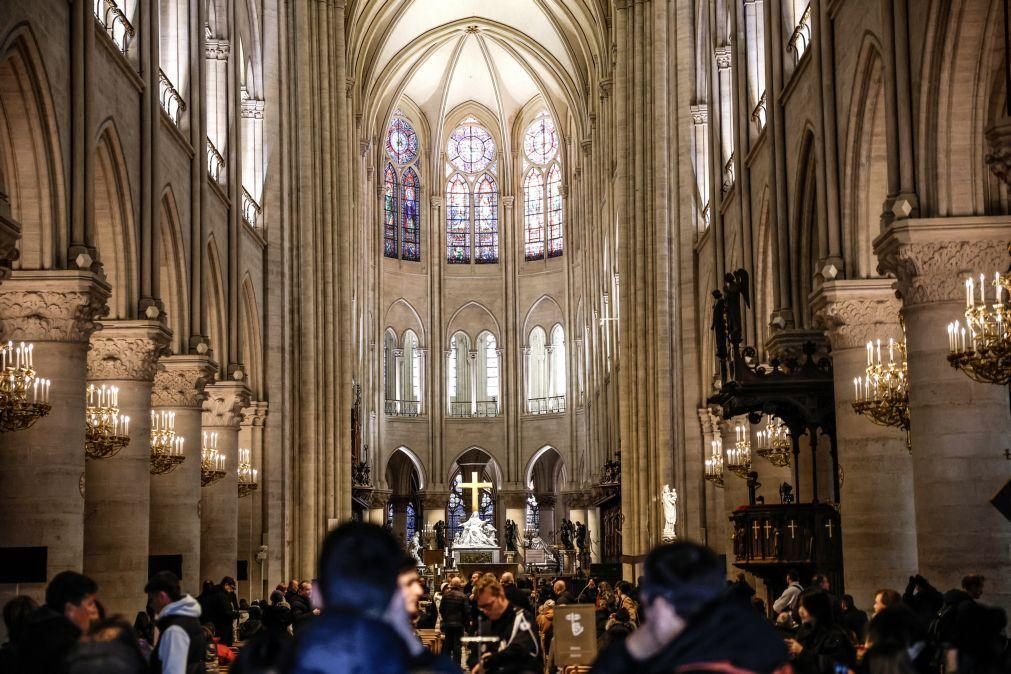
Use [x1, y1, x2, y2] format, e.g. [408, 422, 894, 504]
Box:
[787, 4, 812, 64]
[384, 399, 421, 417]
[241, 187, 262, 229]
[207, 139, 225, 184]
[158, 70, 186, 127]
[93, 0, 135, 54]
[526, 395, 566, 415]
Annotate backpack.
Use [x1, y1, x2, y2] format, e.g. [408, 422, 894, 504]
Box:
[929, 602, 958, 645]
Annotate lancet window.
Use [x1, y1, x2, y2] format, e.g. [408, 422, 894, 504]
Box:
[383, 113, 422, 261]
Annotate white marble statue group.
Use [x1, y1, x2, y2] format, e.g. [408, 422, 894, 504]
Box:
[453, 511, 498, 548]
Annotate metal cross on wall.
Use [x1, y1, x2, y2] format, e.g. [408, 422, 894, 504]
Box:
[459, 470, 493, 513]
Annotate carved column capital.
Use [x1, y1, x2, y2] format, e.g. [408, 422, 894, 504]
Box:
[497, 489, 529, 510]
[419, 490, 450, 511]
[874, 218, 1011, 306]
[811, 280, 903, 351]
[0, 270, 110, 343]
[153, 354, 218, 408]
[88, 320, 173, 382]
[241, 400, 269, 427]
[202, 380, 252, 429]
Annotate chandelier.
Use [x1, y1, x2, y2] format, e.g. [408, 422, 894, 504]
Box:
[237, 447, 258, 497]
[704, 437, 725, 487]
[725, 423, 752, 478]
[755, 416, 791, 467]
[852, 337, 911, 449]
[149, 410, 185, 475]
[0, 341, 52, 432]
[200, 431, 226, 486]
[946, 273, 1011, 385]
[85, 384, 130, 459]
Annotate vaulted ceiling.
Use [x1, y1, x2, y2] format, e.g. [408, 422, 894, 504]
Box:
[346, 0, 609, 141]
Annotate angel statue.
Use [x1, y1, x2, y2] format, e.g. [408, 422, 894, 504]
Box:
[661, 484, 678, 542]
[723, 269, 751, 345]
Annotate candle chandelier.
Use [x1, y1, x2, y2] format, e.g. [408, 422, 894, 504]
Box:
[237, 447, 258, 498]
[755, 416, 792, 467]
[85, 384, 130, 459]
[852, 336, 910, 449]
[150, 410, 185, 475]
[0, 341, 52, 432]
[704, 437, 725, 487]
[947, 273, 1011, 386]
[200, 431, 226, 486]
[726, 423, 752, 478]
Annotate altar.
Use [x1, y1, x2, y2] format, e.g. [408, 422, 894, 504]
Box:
[452, 547, 501, 565]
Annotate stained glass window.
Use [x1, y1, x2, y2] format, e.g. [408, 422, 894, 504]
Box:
[522, 112, 563, 260]
[401, 168, 420, 261]
[386, 117, 419, 165]
[525, 493, 540, 532]
[523, 112, 558, 165]
[447, 123, 496, 174]
[547, 164, 564, 257]
[383, 164, 398, 259]
[524, 169, 545, 260]
[474, 174, 498, 263]
[446, 174, 471, 263]
[406, 502, 417, 542]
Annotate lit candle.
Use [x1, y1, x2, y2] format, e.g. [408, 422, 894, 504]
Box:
[961, 327, 967, 352]
[968, 277, 975, 307]
[45, 379, 50, 403]
[866, 342, 872, 366]
[888, 338, 894, 364]
[980, 274, 986, 305]
[876, 339, 882, 365]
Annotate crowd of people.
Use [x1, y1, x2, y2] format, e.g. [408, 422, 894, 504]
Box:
[0, 523, 1007, 674]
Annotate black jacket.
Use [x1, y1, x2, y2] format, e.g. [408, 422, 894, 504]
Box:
[504, 584, 533, 613]
[198, 586, 238, 644]
[151, 612, 207, 674]
[439, 589, 469, 628]
[17, 606, 81, 674]
[592, 597, 789, 674]
[290, 594, 315, 631]
[478, 603, 541, 674]
[794, 622, 857, 674]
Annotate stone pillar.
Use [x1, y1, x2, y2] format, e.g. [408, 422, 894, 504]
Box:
[876, 221, 1011, 612]
[536, 494, 557, 542]
[390, 496, 410, 547]
[150, 354, 216, 595]
[367, 489, 392, 527]
[238, 401, 267, 602]
[0, 271, 109, 608]
[812, 280, 918, 604]
[84, 320, 171, 616]
[586, 506, 601, 564]
[499, 490, 527, 558]
[200, 380, 250, 583]
[420, 490, 449, 530]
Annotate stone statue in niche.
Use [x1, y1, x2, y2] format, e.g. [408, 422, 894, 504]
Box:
[559, 519, 574, 550]
[574, 521, 587, 553]
[662, 484, 678, 542]
[434, 520, 447, 550]
[504, 519, 518, 551]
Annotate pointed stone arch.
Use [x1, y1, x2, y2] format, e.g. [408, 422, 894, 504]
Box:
[204, 234, 227, 371]
[240, 274, 263, 398]
[842, 35, 887, 279]
[384, 445, 428, 492]
[446, 300, 500, 342]
[0, 25, 67, 270]
[158, 188, 189, 352]
[447, 446, 504, 488]
[790, 127, 819, 328]
[93, 121, 138, 319]
[384, 297, 426, 345]
[521, 294, 564, 342]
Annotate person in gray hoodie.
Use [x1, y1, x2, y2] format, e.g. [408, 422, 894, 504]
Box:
[145, 572, 207, 674]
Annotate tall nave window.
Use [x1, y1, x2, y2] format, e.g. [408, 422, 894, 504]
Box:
[522, 111, 563, 260]
[446, 119, 499, 264]
[383, 113, 422, 261]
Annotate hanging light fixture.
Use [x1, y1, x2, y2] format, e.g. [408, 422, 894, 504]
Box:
[0, 341, 51, 432]
[947, 273, 1011, 385]
[149, 410, 185, 475]
[853, 335, 911, 450]
[85, 384, 130, 459]
[755, 416, 792, 467]
[725, 423, 752, 478]
[704, 437, 725, 487]
[200, 431, 226, 486]
[237, 447, 258, 498]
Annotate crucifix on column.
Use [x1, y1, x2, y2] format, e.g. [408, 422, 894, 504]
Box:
[459, 470, 492, 515]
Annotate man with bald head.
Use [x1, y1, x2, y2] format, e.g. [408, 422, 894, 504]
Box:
[553, 579, 577, 606]
[500, 572, 532, 612]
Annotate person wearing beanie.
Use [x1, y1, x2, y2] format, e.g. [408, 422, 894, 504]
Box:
[591, 541, 788, 674]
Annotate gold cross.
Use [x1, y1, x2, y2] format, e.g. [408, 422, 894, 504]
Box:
[763, 521, 772, 538]
[751, 521, 761, 539]
[459, 470, 493, 513]
[787, 520, 798, 538]
[825, 519, 834, 538]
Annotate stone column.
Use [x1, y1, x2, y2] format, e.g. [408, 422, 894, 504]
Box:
[150, 354, 216, 595]
[368, 489, 392, 527]
[84, 320, 171, 616]
[390, 496, 410, 546]
[812, 280, 917, 604]
[200, 380, 250, 583]
[876, 221, 1011, 612]
[0, 271, 109, 608]
[238, 401, 267, 602]
[420, 490, 449, 530]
